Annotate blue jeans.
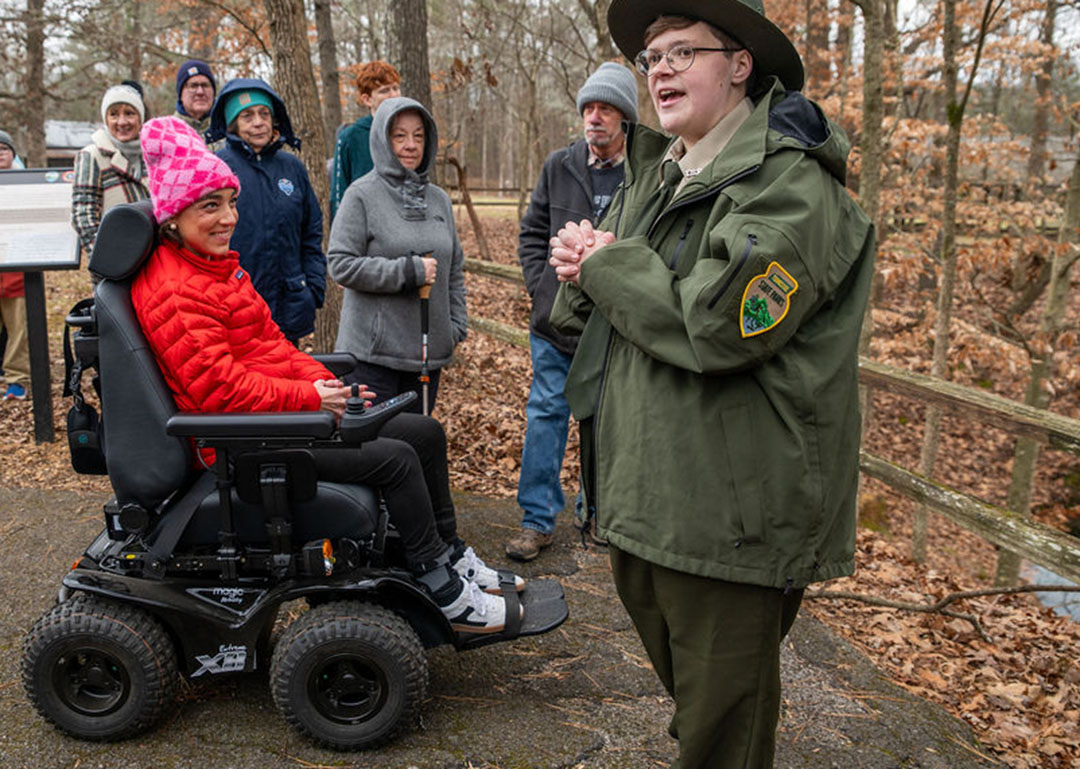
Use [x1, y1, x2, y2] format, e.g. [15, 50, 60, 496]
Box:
[517, 334, 573, 534]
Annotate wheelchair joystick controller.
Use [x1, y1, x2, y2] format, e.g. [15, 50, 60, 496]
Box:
[345, 383, 366, 416]
[339, 385, 418, 445]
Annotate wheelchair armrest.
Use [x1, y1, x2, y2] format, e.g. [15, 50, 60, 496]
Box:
[166, 411, 337, 439]
[312, 353, 358, 377]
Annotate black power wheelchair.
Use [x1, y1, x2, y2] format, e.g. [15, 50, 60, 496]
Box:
[20, 201, 568, 750]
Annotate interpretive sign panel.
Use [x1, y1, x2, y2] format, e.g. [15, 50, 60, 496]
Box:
[0, 168, 79, 272]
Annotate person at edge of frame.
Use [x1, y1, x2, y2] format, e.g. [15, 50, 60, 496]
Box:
[548, 0, 876, 765]
[0, 129, 28, 400]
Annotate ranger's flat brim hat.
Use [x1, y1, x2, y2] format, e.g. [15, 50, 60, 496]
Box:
[607, 0, 805, 92]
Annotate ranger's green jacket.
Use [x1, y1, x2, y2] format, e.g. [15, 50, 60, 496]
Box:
[552, 79, 875, 590]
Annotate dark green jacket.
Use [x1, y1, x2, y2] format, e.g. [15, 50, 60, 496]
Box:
[552, 79, 875, 589]
[330, 115, 374, 219]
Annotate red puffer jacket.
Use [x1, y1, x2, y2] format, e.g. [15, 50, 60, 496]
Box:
[0, 272, 24, 298]
[131, 240, 330, 414]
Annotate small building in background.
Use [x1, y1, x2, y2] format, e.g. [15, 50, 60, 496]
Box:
[44, 120, 97, 167]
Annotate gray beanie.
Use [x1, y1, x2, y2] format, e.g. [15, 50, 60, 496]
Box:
[576, 62, 638, 123]
[0, 129, 14, 154]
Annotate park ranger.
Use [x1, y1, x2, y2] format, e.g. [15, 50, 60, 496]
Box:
[549, 0, 876, 765]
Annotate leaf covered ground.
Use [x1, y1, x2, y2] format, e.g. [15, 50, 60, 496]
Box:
[1, 208, 1078, 767]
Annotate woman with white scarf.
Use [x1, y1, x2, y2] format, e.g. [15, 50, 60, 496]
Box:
[71, 84, 151, 258]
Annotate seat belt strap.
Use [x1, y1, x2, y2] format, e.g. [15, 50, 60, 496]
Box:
[145, 471, 217, 578]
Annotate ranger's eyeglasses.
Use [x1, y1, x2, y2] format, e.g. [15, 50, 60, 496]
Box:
[634, 45, 743, 76]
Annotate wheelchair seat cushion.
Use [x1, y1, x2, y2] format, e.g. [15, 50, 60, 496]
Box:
[178, 481, 379, 547]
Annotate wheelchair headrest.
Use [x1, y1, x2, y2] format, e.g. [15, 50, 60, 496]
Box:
[89, 200, 157, 281]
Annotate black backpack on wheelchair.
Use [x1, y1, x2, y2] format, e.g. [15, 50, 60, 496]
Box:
[21, 201, 567, 749]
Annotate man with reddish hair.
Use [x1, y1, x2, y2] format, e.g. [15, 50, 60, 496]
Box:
[330, 61, 402, 219]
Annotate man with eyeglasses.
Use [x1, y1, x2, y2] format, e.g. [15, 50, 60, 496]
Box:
[506, 62, 638, 563]
[173, 59, 217, 138]
[549, 0, 875, 765]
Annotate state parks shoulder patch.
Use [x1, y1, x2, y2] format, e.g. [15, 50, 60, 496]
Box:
[739, 261, 798, 338]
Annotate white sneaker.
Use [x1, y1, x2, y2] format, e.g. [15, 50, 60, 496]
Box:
[439, 578, 520, 635]
[452, 545, 525, 595]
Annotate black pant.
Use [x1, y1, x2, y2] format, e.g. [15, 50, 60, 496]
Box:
[310, 413, 457, 569]
[344, 361, 442, 415]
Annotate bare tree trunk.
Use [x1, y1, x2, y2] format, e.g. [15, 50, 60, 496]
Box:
[576, 0, 616, 63]
[390, 0, 432, 111]
[188, 2, 219, 62]
[995, 141, 1080, 585]
[853, 0, 885, 456]
[480, 96, 489, 190]
[1026, 0, 1056, 186]
[913, 0, 1001, 563]
[23, 0, 46, 168]
[315, 0, 343, 151]
[835, 1, 855, 133]
[912, 0, 961, 564]
[804, 0, 831, 96]
[447, 157, 492, 262]
[264, 0, 337, 352]
[128, 0, 143, 84]
[516, 70, 538, 223]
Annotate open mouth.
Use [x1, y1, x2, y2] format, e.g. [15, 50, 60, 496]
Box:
[656, 88, 685, 108]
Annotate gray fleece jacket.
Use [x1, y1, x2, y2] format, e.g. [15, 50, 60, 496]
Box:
[328, 97, 467, 371]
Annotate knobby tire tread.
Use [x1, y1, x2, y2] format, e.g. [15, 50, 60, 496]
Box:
[269, 600, 428, 750]
[21, 594, 179, 741]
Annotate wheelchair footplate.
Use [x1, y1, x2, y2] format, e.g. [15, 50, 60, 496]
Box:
[455, 575, 568, 650]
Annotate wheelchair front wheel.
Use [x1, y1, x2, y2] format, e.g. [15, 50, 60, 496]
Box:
[21, 594, 178, 740]
[270, 600, 428, 750]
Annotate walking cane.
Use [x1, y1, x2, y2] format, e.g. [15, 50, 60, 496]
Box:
[418, 255, 432, 416]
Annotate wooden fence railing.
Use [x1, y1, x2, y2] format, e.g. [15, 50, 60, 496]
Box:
[464, 257, 1080, 584]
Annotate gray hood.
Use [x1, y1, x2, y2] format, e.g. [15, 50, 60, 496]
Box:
[370, 96, 438, 179]
[370, 97, 438, 220]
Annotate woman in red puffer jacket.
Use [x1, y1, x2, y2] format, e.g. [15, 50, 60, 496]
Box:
[130, 116, 522, 636]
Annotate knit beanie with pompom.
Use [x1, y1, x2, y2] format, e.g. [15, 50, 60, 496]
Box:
[140, 116, 240, 223]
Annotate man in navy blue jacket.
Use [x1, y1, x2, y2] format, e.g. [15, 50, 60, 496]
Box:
[207, 79, 326, 342]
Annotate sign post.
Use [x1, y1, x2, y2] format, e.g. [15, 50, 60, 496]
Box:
[0, 168, 81, 443]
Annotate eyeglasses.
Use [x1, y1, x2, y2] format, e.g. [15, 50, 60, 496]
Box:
[634, 45, 743, 76]
[183, 82, 214, 92]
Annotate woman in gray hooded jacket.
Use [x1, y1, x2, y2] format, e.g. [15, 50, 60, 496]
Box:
[328, 97, 467, 414]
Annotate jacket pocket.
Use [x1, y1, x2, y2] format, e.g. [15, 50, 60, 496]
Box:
[718, 395, 766, 546]
[707, 233, 756, 310]
[668, 219, 694, 271]
[281, 275, 316, 334]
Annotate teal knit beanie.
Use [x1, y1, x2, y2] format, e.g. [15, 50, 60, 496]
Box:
[224, 89, 274, 127]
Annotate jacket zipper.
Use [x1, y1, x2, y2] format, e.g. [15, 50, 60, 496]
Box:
[590, 159, 764, 513]
[707, 233, 756, 310]
[645, 164, 760, 240]
[668, 219, 694, 270]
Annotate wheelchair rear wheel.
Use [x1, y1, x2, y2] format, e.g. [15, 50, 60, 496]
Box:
[21, 594, 178, 740]
[270, 600, 428, 750]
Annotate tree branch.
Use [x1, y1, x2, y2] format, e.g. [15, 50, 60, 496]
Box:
[807, 584, 1080, 643]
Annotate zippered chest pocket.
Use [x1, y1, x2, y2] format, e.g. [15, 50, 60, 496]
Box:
[660, 218, 707, 278]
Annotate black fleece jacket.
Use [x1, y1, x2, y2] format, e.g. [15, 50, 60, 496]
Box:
[519, 140, 621, 354]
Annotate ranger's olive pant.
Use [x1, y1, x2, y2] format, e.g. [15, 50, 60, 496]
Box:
[610, 547, 803, 769]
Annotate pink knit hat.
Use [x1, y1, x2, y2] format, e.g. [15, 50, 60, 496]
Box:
[140, 116, 240, 223]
